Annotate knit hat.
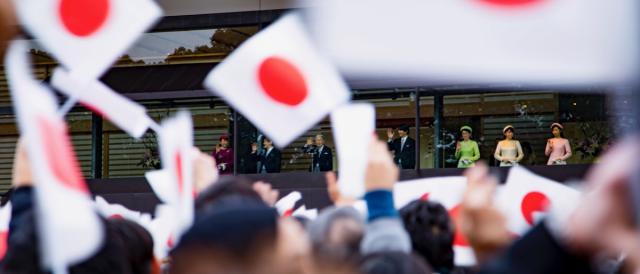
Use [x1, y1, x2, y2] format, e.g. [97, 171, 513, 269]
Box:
[174, 196, 278, 257]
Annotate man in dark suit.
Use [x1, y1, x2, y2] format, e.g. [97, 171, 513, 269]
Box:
[387, 125, 416, 169]
[250, 137, 281, 173]
[302, 134, 333, 172]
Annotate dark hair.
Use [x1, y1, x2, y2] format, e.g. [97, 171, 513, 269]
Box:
[550, 125, 565, 138]
[195, 176, 263, 212]
[172, 196, 278, 272]
[2, 211, 152, 274]
[398, 125, 410, 134]
[459, 129, 472, 141]
[108, 219, 155, 274]
[399, 200, 454, 272]
[359, 251, 432, 274]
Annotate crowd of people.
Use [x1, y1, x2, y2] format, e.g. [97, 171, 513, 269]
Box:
[3, 134, 640, 274]
[2, 3, 639, 273]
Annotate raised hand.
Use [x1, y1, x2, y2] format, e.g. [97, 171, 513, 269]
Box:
[365, 138, 399, 191]
[461, 162, 511, 264]
[306, 137, 313, 146]
[386, 128, 395, 140]
[12, 139, 33, 188]
[251, 142, 258, 153]
[192, 148, 219, 194]
[252, 181, 279, 207]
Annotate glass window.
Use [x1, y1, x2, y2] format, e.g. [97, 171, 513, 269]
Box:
[104, 100, 231, 178]
[435, 91, 613, 168]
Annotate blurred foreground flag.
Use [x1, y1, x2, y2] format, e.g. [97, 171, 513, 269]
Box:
[51, 68, 153, 138]
[0, 203, 11, 260]
[14, 0, 162, 79]
[5, 41, 103, 272]
[306, 0, 639, 85]
[330, 103, 375, 198]
[495, 166, 580, 235]
[204, 14, 351, 148]
[145, 111, 194, 246]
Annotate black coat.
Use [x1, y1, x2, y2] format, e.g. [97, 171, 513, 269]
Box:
[387, 137, 416, 169]
[303, 145, 333, 172]
[251, 148, 282, 173]
[478, 222, 596, 274]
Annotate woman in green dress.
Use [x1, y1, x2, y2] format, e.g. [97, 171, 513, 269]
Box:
[455, 126, 481, 168]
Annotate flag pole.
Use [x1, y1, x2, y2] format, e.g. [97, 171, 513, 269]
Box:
[57, 96, 79, 118]
[53, 264, 68, 274]
[148, 120, 162, 133]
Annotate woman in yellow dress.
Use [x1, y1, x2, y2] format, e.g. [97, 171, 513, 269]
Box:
[455, 126, 480, 168]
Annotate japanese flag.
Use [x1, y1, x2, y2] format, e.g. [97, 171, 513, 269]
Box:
[51, 68, 153, 138]
[94, 196, 153, 227]
[394, 177, 476, 266]
[145, 111, 194, 246]
[292, 206, 318, 220]
[204, 13, 351, 148]
[275, 191, 302, 217]
[307, 0, 639, 86]
[5, 41, 104, 272]
[330, 103, 376, 198]
[14, 0, 163, 79]
[0, 203, 11, 261]
[495, 166, 580, 236]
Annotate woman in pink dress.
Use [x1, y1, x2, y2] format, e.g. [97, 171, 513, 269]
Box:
[545, 123, 572, 165]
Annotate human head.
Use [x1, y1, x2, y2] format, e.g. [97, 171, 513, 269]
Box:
[503, 125, 515, 140]
[315, 134, 325, 147]
[397, 125, 410, 137]
[460, 126, 472, 141]
[2, 211, 156, 274]
[550, 123, 564, 138]
[219, 135, 230, 148]
[171, 196, 311, 274]
[263, 138, 273, 149]
[195, 176, 263, 212]
[308, 206, 364, 264]
[359, 251, 432, 274]
[399, 200, 454, 272]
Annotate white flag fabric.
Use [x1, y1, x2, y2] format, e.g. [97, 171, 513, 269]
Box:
[274, 191, 302, 216]
[14, 0, 162, 79]
[5, 41, 104, 271]
[94, 196, 153, 228]
[330, 103, 375, 198]
[393, 177, 467, 209]
[306, 0, 639, 86]
[51, 68, 153, 138]
[393, 177, 475, 266]
[0, 203, 12, 260]
[204, 14, 351, 148]
[495, 166, 580, 235]
[151, 111, 195, 245]
[292, 205, 318, 220]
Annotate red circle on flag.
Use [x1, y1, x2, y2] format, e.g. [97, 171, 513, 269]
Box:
[478, 0, 542, 7]
[449, 205, 470, 247]
[59, 0, 111, 37]
[521, 191, 550, 225]
[258, 56, 309, 107]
